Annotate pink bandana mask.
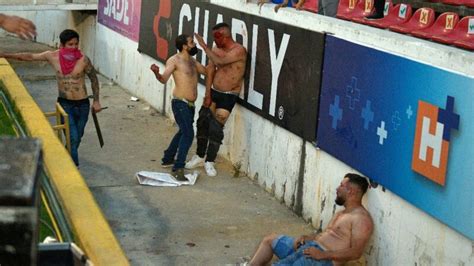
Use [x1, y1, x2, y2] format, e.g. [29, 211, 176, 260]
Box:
[59, 47, 83, 75]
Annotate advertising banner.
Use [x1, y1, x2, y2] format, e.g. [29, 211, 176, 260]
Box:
[98, 0, 142, 41]
[138, 0, 325, 141]
[317, 35, 473, 239]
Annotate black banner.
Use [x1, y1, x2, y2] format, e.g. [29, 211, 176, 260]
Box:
[139, 0, 325, 142]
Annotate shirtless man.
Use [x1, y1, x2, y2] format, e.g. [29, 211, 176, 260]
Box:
[0, 13, 36, 40]
[1, 29, 101, 166]
[250, 173, 373, 265]
[150, 34, 206, 181]
[186, 23, 247, 177]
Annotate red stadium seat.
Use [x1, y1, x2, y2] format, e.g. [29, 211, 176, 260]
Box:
[453, 35, 474, 50]
[389, 7, 435, 34]
[411, 12, 459, 39]
[354, 1, 393, 25]
[365, 3, 412, 29]
[441, 0, 474, 6]
[302, 0, 319, 13]
[442, 0, 463, 5]
[453, 17, 474, 50]
[339, 0, 374, 21]
[431, 16, 474, 44]
[337, 0, 360, 19]
[463, 0, 474, 7]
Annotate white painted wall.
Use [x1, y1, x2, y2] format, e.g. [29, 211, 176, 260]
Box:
[210, 2, 473, 265]
[12, 1, 473, 264]
[0, 10, 96, 57]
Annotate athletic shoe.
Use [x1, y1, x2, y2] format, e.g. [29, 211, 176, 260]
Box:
[172, 168, 187, 181]
[161, 159, 175, 168]
[204, 162, 217, 177]
[185, 155, 205, 169]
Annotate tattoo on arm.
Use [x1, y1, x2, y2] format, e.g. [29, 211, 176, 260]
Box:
[85, 56, 100, 101]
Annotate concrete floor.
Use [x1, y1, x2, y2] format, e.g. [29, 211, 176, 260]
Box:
[1, 36, 314, 265]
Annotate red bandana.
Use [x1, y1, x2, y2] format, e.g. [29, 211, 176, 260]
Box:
[59, 47, 83, 75]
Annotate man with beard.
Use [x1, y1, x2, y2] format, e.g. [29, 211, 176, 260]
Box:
[1, 29, 101, 166]
[151, 34, 206, 181]
[248, 173, 373, 266]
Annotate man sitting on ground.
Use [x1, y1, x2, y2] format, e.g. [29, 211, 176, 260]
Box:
[249, 173, 373, 265]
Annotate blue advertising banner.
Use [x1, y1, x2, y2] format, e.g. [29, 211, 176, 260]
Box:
[317, 36, 473, 239]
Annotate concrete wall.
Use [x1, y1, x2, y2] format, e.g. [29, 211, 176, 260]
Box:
[0, 0, 97, 4]
[7, 1, 473, 264]
[0, 10, 96, 57]
[211, 3, 473, 265]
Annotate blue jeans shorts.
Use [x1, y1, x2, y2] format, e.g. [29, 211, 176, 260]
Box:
[272, 235, 333, 266]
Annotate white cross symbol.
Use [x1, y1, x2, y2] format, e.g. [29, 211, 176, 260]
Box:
[377, 121, 388, 145]
[406, 105, 413, 119]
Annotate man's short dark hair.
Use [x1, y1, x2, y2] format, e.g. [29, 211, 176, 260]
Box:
[59, 29, 79, 45]
[175, 34, 189, 52]
[212, 22, 230, 31]
[345, 173, 369, 195]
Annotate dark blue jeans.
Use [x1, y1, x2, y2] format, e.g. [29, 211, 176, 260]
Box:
[58, 97, 90, 166]
[162, 99, 195, 171]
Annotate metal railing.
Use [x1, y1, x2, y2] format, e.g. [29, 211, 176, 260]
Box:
[44, 103, 71, 154]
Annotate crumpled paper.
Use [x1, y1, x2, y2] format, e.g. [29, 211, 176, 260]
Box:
[135, 171, 199, 187]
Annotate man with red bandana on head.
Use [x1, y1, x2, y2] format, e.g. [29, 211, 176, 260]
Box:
[186, 23, 247, 177]
[1, 29, 101, 166]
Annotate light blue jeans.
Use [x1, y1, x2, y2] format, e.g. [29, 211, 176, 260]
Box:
[272, 235, 333, 266]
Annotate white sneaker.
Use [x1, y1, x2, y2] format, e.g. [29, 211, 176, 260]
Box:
[204, 162, 217, 177]
[185, 155, 205, 169]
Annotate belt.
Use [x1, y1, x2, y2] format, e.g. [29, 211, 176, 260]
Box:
[173, 97, 195, 107]
[212, 87, 239, 96]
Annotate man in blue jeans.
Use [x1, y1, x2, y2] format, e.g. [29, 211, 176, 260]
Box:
[1, 29, 102, 166]
[150, 34, 207, 181]
[249, 173, 373, 265]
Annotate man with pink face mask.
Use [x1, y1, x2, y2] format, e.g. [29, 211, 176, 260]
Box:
[187, 23, 247, 177]
[1, 29, 101, 166]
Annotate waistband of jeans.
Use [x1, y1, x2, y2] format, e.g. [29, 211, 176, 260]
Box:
[211, 87, 239, 96]
[57, 97, 90, 104]
[313, 241, 328, 251]
[172, 97, 195, 107]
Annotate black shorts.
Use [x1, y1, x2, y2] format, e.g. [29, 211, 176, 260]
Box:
[211, 88, 238, 112]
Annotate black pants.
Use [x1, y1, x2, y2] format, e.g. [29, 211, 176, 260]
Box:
[196, 107, 224, 162]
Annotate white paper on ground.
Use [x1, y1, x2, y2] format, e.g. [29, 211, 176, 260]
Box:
[135, 171, 199, 187]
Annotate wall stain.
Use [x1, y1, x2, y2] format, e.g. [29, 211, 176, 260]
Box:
[379, 210, 384, 224]
[320, 196, 326, 214]
[232, 161, 242, 178]
[294, 140, 306, 216]
[416, 253, 433, 266]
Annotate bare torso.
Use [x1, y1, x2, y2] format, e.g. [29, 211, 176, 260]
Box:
[212, 43, 246, 93]
[48, 51, 89, 100]
[316, 207, 371, 252]
[170, 54, 199, 102]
